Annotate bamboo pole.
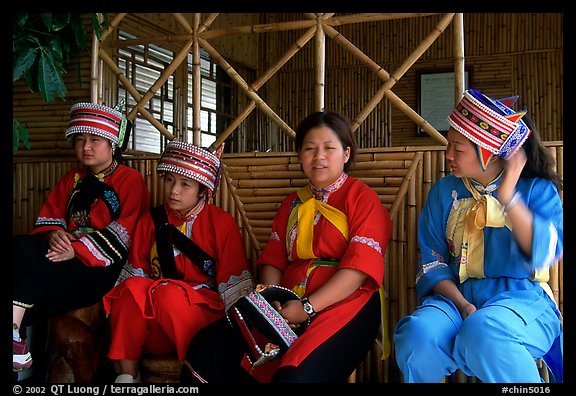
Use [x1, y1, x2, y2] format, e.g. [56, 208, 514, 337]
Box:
[99, 13, 127, 43]
[192, 14, 201, 146]
[209, 26, 316, 151]
[199, 37, 296, 140]
[128, 38, 193, 122]
[323, 19, 448, 144]
[199, 14, 219, 33]
[90, 14, 102, 103]
[98, 50, 175, 140]
[201, 19, 316, 40]
[327, 13, 439, 26]
[351, 14, 454, 145]
[389, 152, 423, 220]
[314, 15, 326, 111]
[172, 13, 193, 34]
[453, 13, 465, 103]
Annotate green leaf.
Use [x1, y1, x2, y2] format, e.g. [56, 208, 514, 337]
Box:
[40, 13, 53, 31]
[13, 118, 32, 154]
[13, 47, 38, 82]
[70, 16, 88, 49]
[90, 14, 103, 40]
[51, 13, 72, 32]
[14, 13, 29, 29]
[37, 50, 67, 102]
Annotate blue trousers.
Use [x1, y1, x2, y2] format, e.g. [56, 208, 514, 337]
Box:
[393, 293, 561, 383]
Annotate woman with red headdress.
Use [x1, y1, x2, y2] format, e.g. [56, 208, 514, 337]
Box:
[394, 89, 563, 383]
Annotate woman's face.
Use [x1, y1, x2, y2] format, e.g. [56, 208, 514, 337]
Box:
[74, 133, 114, 173]
[163, 172, 203, 215]
[298, 126, 350, 189]
[445, 127, 502, 184]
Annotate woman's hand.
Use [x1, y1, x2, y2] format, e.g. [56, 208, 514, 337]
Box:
[458, 302, 477, 320]
[46, 230, 76, 253]
[46, 245, 75, 262]
[498, 148, 527, 205]
[45, 230, 76, 262]
[273, 299, 309, 329]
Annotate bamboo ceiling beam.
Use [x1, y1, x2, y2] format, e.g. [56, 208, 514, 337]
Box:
[323, 18, 445, 144]
[327, 13, 439, 26]
[199, 38, 295, 143]
[315, 14, 326, 111]
[351, 13, 454, 145]
[173, 12, 193, 34]
[201, 19, 316, 40]
[98, 49, 175, 140]
[128, 38, 193, 121]
[199, 13, 219, 33]
[208, 26, 316, 151]
[100, 13, 127, 43]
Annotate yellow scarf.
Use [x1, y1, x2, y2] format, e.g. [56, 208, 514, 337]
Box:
[459, 178, 511, 282]
[287, 185, 349, 259]
[459, 178, 552, 299]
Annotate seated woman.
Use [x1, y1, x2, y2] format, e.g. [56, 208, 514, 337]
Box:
[103, 141, 254, 383]
[393, 89, 563, 383]
[182, 110, 392, 383]
[13, 101, 150, 373]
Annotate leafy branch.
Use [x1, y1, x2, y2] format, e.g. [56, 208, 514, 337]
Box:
[12, 13, 109, 154]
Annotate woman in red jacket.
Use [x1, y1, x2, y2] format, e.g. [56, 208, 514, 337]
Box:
[13, 102, 150, 372]
[183, 111, 392, 383]
[104, 141, 253, 383]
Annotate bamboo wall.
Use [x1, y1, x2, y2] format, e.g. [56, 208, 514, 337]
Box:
[12, 13, 562, 158]
[12, 144, 564, 383]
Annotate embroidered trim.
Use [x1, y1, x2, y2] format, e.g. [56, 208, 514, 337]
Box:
[350, 235, 382, 254]
[310, 172, 348, 200]
[218, 270, 255, 312]
[13, 300, 34, 309]
[34, 217, 67, 229]
[416, 260, 448, 284]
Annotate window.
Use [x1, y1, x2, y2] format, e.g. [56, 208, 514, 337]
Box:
[117, 30, 233, 154]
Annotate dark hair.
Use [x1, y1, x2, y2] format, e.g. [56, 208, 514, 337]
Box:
[520, 116, 562, 191]
[294, 111, 357, 172]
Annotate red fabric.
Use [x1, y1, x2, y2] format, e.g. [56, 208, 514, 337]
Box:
[104, 203, 251, 361]
[251, 176, 392, 381]
[31, 164, 150, 267]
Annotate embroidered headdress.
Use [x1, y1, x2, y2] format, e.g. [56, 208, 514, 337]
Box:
[447, 89, 531, 171]
[157, 141, 224, 197]
[66, 101, 131, 151]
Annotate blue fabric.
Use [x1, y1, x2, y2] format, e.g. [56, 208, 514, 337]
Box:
[395, 174, 563, 383]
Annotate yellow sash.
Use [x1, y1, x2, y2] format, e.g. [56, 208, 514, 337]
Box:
[459, 178, 511, 282]
[287, 185, 349, 259]
[459, 179, 552, 299]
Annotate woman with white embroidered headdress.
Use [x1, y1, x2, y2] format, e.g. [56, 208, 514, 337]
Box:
[13, 102, 150, 372]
